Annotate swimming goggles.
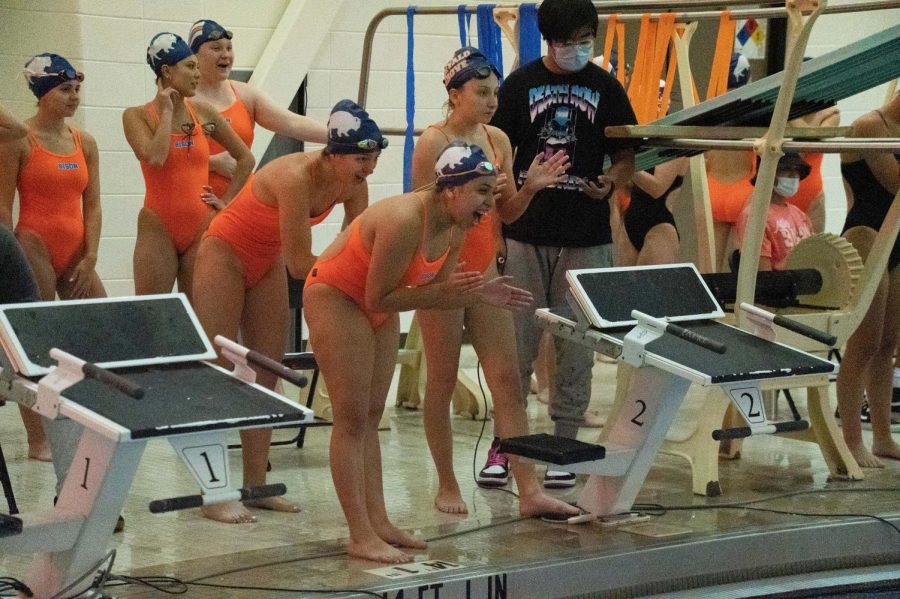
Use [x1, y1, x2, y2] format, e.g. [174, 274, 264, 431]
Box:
[438, 160, 496, 178]
[330, 138, 389, 151]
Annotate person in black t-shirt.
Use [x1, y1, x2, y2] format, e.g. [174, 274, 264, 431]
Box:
[489, 0, 637, 488]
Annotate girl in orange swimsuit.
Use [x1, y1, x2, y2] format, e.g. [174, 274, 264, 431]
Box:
[705, 149, 756, 269]
[189, 19, 327, 198]
[0, 53, 107, 462]
[191, 99, 378, 524]
[787, 104, 841, 232]
[305, 142, 535, 564]
[123, 32, 254, 302]
[704, 54, 755, 270]
[410, 47, 575, 519]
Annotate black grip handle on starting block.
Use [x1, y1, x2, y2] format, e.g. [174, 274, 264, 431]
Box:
[712, 419, 809, 440]
[666, 323, 727, 354]
[246, 349, 308, 388]
[149, 494, 203, 513]
[772, 315, 837, 347]
[82, 363, 144, 399]
[0, 513, 23, 537]
[239, 483, 287, 501]
[149, 483, 287, 513]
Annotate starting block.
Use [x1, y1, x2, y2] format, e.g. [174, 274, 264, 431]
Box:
[500, 264, 836, 523]
[0, 294, 313, 598]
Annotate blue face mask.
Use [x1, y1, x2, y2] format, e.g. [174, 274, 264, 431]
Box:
[774, 176, 800, 198]
[553, 41, 592, 73]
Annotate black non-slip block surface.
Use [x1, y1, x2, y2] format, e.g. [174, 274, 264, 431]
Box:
[62, 363, 308, 439]
[499, 434, 606, 465]
[607, 320, 833, 384]
[574, 266, 719, 325]
[4, 297, 208, 369]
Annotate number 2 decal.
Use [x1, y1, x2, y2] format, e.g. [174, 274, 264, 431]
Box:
[743, 392, 760, 418]
[631, 399, 647, 426]
[727, 386, 765, 423]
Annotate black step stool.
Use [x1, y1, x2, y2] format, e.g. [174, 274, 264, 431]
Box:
[499, 434, 606, 465]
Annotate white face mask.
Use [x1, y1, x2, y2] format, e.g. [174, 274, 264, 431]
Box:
[553, 42, 592, 73]
[774, 176, 800, 198]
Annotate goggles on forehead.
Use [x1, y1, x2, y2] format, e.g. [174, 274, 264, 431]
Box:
[29, 67, 84, 83]
[445, 62, 496, 86]
[330, 138, 389, 151]
[206, 28, 233, 42]
[58, 68, 84, 82]
[439, 160, 496, 179]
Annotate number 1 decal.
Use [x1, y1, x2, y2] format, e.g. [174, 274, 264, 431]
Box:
[176, 443, 229, 490]
[199, 451, 220, 483]
[80, 457, 91, 489]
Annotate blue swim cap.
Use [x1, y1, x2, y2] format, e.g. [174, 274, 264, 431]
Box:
[434, 141, 497, 188]
[147, 32, 193, 76]
[23, 53, 83, 99]
[325, 99, 387, 154]
[189, 19, 233, 53]
[443, 47, 501, 90]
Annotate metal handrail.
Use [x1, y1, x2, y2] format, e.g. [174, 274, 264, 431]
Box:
[632, 137, 900, 152]
[357, 0, 900, 105]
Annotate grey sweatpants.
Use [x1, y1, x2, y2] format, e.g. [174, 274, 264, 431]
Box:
[504, 239, 613, 438]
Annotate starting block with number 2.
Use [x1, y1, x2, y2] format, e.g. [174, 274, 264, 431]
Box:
[499, 264, 836, 523]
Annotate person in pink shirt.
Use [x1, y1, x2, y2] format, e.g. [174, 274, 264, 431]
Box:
[734, 153, 813, 271]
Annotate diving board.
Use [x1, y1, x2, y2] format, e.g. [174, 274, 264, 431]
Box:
[612, 23, 900, 172]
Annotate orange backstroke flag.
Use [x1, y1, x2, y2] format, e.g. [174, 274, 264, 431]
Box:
[706, 11, 736, 100]
[628, 12, 677, 123]
[601, 14, 627, 86]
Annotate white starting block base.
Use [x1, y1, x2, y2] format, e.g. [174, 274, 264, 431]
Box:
[0, 295, 314, 598]
[502, 265, 839, 521]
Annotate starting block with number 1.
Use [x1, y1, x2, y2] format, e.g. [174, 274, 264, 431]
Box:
[0, 294, 313, 597]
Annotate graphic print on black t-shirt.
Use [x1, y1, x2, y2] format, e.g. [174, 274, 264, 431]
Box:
[524, 83, 601, 192]
[492, 60, 637, 247]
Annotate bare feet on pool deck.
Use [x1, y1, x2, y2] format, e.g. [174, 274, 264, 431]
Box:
[872, 439, 900, 462]
[519, 492, 581, 519]
[245, 496, 302, 513]
[848, 443, 885, 469]
[348, 537, 415, 564]
[27, 441, 52, 462]
[374, 522, 428, 550]
[201, 501, 257, 524]
[434, 487, 468, 514]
